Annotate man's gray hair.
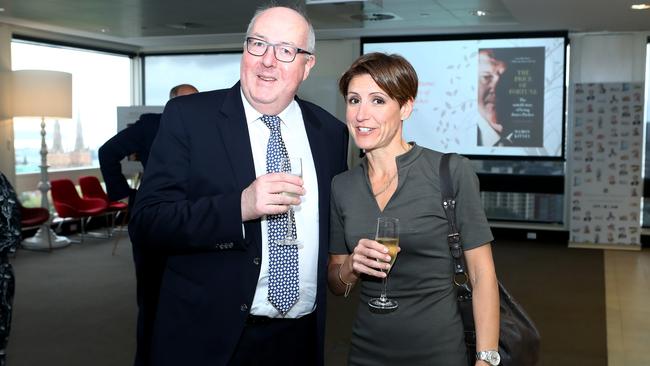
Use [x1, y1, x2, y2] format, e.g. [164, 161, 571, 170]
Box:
[245, 4, 316, 54]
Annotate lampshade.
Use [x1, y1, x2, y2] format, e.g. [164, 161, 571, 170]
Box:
[12, 70, 72, 119]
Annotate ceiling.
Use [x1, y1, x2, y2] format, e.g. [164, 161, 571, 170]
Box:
[0, 0, 649, 50]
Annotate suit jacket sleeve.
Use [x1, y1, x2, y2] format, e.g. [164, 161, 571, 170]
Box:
[98, 121, 147, 201]
[128, 98, 245, 253]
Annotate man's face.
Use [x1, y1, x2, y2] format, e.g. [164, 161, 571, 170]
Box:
[478, 51, 506, 133]
[240, 7, 316, 116]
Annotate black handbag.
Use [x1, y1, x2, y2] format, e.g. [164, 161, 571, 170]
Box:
[439, 153, 541, 366]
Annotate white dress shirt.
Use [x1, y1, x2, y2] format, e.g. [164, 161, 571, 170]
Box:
[477, 117, 501, 147]
[240, 89, 319, 318]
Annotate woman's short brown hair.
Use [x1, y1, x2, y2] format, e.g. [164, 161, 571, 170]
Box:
[338, 52, 418, 106]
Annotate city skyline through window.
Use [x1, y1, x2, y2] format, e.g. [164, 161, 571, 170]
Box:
[12, 40, 131, 174]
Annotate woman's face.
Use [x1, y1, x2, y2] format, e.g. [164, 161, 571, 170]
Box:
[345, 73, 413, 152]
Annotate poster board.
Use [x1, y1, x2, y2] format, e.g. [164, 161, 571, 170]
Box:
[116, 106, 164, 131]
[568, 82, 644, 249]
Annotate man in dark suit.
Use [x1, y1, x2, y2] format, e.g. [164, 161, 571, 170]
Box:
[98, 84, 197, 366]
[129, 5, 348, 366]
[99, 83, 198, 204]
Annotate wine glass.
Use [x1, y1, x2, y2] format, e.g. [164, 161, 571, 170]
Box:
[368, 217, 400, 311]
[277, 157, 302, 246]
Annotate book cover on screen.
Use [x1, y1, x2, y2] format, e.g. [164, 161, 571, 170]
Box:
[478, 47, 545, 147]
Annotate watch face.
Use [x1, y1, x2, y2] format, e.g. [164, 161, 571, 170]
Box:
[488, 351, 501, 365]
[478, 350, 501, 365]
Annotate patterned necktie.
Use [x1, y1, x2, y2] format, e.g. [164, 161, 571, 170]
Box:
[261, 114, 299, 315]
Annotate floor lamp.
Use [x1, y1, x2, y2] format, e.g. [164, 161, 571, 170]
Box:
[13, 70, 73, 250]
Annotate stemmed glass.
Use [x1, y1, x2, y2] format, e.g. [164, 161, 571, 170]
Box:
[277, 157, 302, 246]
[368, 217, 400, 311]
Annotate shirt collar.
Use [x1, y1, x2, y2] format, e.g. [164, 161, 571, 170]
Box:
[240, 87, 298, 127]
[477, 116, 501, 147]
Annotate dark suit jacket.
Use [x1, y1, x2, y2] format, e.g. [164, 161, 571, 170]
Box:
[129, 82, 349, 366]
[98, 113, 161, 202]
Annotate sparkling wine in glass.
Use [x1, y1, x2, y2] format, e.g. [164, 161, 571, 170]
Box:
[368, 217, 400, 311]
[277, 157, 302, 246]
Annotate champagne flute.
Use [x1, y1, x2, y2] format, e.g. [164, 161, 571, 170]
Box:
[277, 157, 302, 246]
[368, 217, 400, 311]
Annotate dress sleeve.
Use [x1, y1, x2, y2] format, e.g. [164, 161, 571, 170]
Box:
[329, 175, 350, 255]
[451, 155, 494, 250]
[0, 173, 21, 257]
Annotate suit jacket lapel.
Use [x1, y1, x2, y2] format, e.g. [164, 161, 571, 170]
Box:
[216, 82, 262, 256]
[218, 82, 256, 190]
[296, 97, 332, 286]
[297, 98, 329, 199]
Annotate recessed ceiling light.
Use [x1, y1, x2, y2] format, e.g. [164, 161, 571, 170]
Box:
[470, 10, 489, 17]
[350, 13, 396, 21]
[0, 7, 5, 12]
[165, 22, 203, 30]
[630, 3, 650, 10]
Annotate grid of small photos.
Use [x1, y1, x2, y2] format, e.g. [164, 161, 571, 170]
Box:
[569, 82, 644, 246]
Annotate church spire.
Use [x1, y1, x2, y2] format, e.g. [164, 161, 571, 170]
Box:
[74, 118, 85, 151]
[51, 120, 64, 153]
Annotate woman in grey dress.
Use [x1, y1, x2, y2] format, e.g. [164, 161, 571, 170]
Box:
[327, 53, 500, 366]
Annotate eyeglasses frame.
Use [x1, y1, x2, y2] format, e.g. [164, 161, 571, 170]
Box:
[245, 36, 313, 63]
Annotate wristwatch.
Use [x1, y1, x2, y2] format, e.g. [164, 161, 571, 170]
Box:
[476, 350, 501, 365]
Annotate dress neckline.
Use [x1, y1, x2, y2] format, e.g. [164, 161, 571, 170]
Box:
[361, 142, 422, 212]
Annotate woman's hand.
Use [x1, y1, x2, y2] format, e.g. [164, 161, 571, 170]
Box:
[349, 238, 401, 278]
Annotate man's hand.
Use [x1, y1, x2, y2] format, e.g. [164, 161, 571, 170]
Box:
[241, 173, 305, 221]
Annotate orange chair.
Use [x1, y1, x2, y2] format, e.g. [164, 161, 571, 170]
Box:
[79, 176, 128, 236]
[50, 179, 109, 243]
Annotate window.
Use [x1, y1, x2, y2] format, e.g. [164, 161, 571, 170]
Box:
[144, 53, 242, 105]
[12, 39, 131, 174]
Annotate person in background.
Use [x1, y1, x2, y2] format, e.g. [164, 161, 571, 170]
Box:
[328, 52, 500, 365]
[99, 83, 198, 204]
[477, 49, 512, 147]
[98, 83, 198, 366]
[129, 5, 348, 366]
[0, 171, 20, 366]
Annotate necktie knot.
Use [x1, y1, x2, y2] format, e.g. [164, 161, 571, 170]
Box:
[261, 115, 281, 131]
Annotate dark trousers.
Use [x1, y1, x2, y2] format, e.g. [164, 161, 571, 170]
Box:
[228, 312, 317, 366]
[132, 243, 166, 366]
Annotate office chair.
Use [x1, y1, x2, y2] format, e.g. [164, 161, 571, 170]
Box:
[78, 176, 128, 231]
[19, 202, 52, 251]
[50, 179, 108, 243]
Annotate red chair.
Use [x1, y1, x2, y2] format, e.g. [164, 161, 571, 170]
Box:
[79, 176, 128, 236]
[19, 202, 52, 251]
[50, 179, 108, 243]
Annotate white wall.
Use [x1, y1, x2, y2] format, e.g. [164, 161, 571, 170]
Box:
[570, 32, 648, 83]
[298, 38, 360, 122]
[0, 24, 15, 186]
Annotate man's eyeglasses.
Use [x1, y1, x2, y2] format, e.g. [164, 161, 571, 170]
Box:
[245, 37, 312, 63]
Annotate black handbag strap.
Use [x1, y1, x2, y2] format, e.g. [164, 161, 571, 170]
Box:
[440, 153, 472, 295]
